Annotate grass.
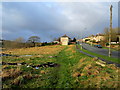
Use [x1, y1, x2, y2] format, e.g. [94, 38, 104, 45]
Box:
[103, 47, 120, 51]
[1, 45, 64, 55]
[2, 45, 120, 88]
[77, 45, 120, 64]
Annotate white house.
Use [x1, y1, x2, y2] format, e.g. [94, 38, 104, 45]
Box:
[60, 34, 70, 45]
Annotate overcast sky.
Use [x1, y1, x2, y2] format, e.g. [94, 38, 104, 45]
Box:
[1, 2, 118, 42]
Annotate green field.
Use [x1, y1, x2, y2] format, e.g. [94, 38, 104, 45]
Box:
[1, 45, 120, 88]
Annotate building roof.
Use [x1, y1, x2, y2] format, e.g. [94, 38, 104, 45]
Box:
[61, 34, 69, 37]
[96, 33, 104, 36]
[61, 34, 71, 39]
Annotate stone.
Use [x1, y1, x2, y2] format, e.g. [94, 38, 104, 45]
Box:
[96, 62, 105, 67]
[17, 63, 22, 66]
[27, 65, 30, 68]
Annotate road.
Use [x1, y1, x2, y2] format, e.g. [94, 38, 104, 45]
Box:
[79, 42, 120, 58]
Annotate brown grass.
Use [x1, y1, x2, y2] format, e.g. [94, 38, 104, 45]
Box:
[12, 76, 24, 85]
[72, 72, 81, 77]
[40, 70, 46, 74]
[2, 68, 22, 80]
[79, 58, 86, 63]
[72, 56, 120, 88]
[1, 45, 65, 55]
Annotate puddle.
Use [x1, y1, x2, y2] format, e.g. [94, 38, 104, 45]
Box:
[0, 53, 12, 57]
[1, 53, 58, 59]
[0, 53, 18, 57]
[2, 62, 60, 69]
[0, 53, 33, 57]
[20, 55, 33, 57]
[2, 62, 26, 65]
[30, 62, 60, 69]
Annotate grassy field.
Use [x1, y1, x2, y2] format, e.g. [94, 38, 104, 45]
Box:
[1, 45, 120, 88]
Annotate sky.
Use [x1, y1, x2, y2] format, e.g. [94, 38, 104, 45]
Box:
[1, 1, 118, 42]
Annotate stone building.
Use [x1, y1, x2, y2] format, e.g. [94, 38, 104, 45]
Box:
[60, 34, 70, 45]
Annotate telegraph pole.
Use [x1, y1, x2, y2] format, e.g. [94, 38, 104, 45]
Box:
[81, 28, 87, 50]
[81, 31, 83, 50]
[109, 5, 113, 57]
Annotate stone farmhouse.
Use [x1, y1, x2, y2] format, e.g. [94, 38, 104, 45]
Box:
[60, 34, 71, 45]
[53, 34, 73, 45]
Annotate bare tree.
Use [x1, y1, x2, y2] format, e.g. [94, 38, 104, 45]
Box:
[14, 37, 25, 43]
[103, 28, 109, 42]
[53, 37, 57, 41]
[103, 27, 120, 45]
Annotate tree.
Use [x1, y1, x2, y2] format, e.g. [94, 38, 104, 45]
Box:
[72, 37, 76, 42]
[104, 27, 119, 42]
[85, 39, 90, 42]
[27, 36, 40, 47]
[14, 37, 25, 43]
[53, 37, 57, 41]
[103, 28, 109, 42]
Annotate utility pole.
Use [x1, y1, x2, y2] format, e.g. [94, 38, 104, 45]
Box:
[109, 5, 113, 57]
[81, 28, 87, 50]
[81, 31, 83, 50]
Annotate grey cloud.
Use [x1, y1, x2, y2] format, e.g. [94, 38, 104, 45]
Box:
[2, 2, 118, 42]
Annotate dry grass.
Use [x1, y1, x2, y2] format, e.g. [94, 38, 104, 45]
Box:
[40, 70, 46, 74]
[72, 57, 120, 88]
[12, 76, 24, 85]
[79, 58, 86, 63]
[65, 45, 76, 52]
[2, 45, 65, 88]
[2, 68, 22, 80]
[65, 45, 76, 59]
[12, 74, 42, 85]
[72, 72, 81, 77]
[1, 45, 65, 55]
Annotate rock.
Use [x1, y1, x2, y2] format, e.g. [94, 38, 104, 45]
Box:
[27, 65, 30, 68]
[48, 56, 53, 58]
[96, 62, 105, 67]
[17, 63, 22, 66]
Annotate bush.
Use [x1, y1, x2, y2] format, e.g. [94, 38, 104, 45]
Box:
[85, 39, 90, 42]
[106, 43, 109, 46]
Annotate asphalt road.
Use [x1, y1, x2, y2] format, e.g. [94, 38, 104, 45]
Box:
[79, 42, 120, 58]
